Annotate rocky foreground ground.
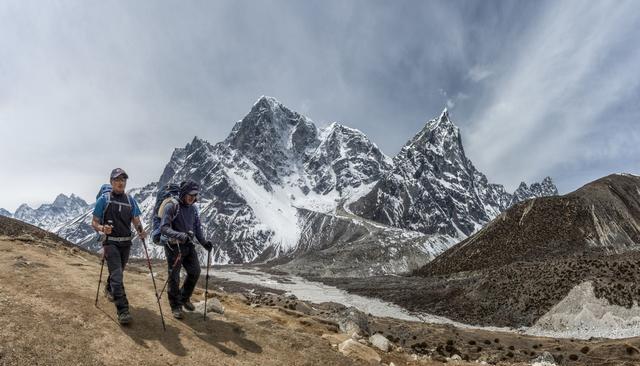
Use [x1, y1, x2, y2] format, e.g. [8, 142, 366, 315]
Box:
[1, 217, 640, 365]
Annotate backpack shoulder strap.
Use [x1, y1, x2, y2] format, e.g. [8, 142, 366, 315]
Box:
[171, 198, 180, 218]
[100, 192, 112, 224]
[158, 197, 179, 220]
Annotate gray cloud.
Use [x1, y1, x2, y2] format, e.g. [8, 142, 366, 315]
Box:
[0, 0, 638, 211]
[465, 0, 640, 191]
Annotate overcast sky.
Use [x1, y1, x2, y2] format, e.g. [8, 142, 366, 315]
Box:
[1, 0, 639, 212]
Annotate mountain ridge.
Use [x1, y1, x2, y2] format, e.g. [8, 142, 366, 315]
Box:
[14, 96, 557, 276]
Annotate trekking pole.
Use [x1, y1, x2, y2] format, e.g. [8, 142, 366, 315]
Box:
[158, 241, 182, 301]
[94, 221, 112, 307]
[203, 248, 211, 321]
[141, 238, 166, 331]
[95, 244, 107, 307]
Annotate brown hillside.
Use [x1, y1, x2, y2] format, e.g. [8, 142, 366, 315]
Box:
[418, 174, 640, 277]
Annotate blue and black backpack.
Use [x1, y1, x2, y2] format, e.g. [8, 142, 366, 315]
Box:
[151, 183, 181, 245]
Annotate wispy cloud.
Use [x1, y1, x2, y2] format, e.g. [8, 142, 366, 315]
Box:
[466, 0, 640, 191]
[466, 65, 492, 82]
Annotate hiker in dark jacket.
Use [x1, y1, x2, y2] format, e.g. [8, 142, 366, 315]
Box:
[160, 180, 213, 319]
[91, 168, 146, 325]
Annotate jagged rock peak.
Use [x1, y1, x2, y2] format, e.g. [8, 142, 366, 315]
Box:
[541, 176, 555, 187]
[509, 176, 559, 206]
[252, 95, 282, 110]
[52, 194, 69, 206]
[52, 194, 69, 207]
[227, 96, 317, 145]
[244, 95, 305, 127]
[52, 193, 88, 209]
[186, 136, 213, 152]
[16, 203, 33, 212]
[406, 108, 463, 153]
[320, 122, 373, 144]
[224, 96, 320, 185]
[439, 107, 450, 121]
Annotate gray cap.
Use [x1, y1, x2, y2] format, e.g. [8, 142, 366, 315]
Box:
[110, 168, 129, 180]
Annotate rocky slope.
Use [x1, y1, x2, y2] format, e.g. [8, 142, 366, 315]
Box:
[419, 173, 640, 276]
[0, 219, 395, 366]
[266, 206, 457, 277]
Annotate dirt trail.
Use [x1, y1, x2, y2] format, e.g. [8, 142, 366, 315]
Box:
[0, 237, 462, 366]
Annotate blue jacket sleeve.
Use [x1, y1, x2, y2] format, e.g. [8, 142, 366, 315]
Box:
[131, 197, 142, 217]
[160, 202, 183, 240]
[194, 208, 206, 245]
[93, 196, 106, 219]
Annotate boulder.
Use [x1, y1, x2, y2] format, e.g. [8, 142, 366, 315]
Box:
[338, 307, 369, 335]
[321, 333, 351, 346]
[369, 334, 392, 352]
[531, 351, 556, 366]
[194, 298, 225, 315]
[338, 339, 381, 363]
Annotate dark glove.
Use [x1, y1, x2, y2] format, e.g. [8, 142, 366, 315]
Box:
[203, 241, 213, 252]
[176, 232, 189, 243]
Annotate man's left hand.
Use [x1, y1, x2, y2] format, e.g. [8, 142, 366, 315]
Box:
[203, 241, 213, 252]
[138, 230, 148, 240]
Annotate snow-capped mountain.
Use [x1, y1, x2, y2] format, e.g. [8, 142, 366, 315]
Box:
[349, 109, 556, 240]
[152, 96, 395, 264]
[12, 194, 89, 232]
[55, 97, 394, 265]
[509, 177, 558, 207]
[53, 96, 557, 276]
[0, 208, 11, 217]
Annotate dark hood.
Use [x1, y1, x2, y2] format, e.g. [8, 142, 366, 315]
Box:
[179, 180, 200, 202]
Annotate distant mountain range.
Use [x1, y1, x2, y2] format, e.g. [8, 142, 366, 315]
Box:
[5, 97, 557, 275]
[0, 194, 88, 232]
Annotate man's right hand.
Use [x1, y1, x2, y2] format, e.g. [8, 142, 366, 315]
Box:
[102, 225, 113, 235]
[176, 232, 189, 243]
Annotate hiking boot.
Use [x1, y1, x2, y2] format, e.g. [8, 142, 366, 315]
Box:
[172, 308, 184, 319]
[118, 311, 132, 325]
[183, 300, 195, 312]
[104, 286, 114, 302]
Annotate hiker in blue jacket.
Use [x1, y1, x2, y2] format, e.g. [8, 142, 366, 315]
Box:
[160, 180, 213, 319]
[91, 168, 147, 325]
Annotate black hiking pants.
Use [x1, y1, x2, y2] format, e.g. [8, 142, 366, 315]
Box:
[104, 242, 131, 314]
[164, 242, 201, 310]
